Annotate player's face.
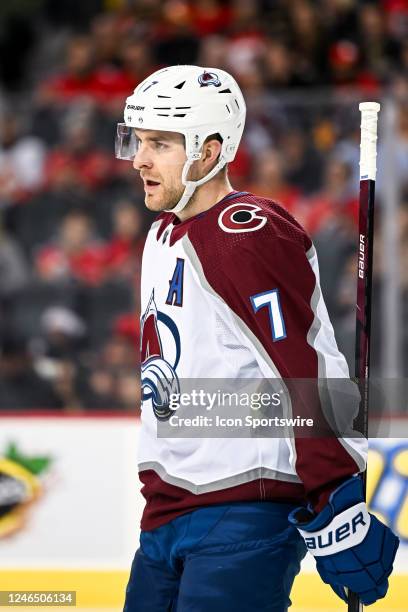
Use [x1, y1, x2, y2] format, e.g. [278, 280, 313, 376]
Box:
[133, 129, 186, 212]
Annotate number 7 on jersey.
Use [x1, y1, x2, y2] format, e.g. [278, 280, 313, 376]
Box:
[250, 289, 287, 341]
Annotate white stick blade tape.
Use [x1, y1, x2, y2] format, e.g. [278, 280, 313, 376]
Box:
[359, 101, 381, 181]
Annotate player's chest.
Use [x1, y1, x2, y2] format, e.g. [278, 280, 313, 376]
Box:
[140, 232, 217, 370]
[141, 229, 192, 304]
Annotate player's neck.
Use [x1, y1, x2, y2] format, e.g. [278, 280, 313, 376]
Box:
[176, 178, 234, 222]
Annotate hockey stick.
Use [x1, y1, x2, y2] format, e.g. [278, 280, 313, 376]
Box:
[348, 102, 381, 612]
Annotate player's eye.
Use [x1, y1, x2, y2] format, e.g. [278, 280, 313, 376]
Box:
[154, 141, 168, 151]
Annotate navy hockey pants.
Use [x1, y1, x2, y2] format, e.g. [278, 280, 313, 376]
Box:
[123, 502, 307, 612]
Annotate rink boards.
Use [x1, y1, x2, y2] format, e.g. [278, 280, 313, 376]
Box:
[0, 415, 407, 610]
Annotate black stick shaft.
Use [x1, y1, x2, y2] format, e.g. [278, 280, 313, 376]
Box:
[347, 178, 377, 612]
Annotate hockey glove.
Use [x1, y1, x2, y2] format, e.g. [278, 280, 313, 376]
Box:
[288, 476, 399, 606]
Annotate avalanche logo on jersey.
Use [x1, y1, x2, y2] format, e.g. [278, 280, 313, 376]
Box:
[141, 290, 181, 421]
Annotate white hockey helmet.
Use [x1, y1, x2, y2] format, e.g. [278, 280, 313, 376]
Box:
[115, 65, 246, 213]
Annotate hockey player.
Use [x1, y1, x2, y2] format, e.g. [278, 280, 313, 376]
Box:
[116, 66, 399, 611]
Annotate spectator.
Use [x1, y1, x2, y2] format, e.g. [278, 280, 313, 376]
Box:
[91, 12, 122, 67]
[262, 40, 298, 89]
[99, 333, 139, 373]
[116, 370, 141, 413]
[378, 97, 408, 198]
[49, 358, 83, 412]
[190, 0, 233, 37]
[358, 3, 399, 82]
[40, 306, 86, 360]
[37, 33, 137, 109]
[79, 324, 139, 410]
[118, 37, 155, 90]
[197, 35, 229, 72]
[152, 1, 200, 65]
[44, 102, 115, 194]
[0, 333, 62, 410]
[383, 0, 408, 43]
[113, 312, 140, 353]
[0, 9, 36, 91]
[303, 158, 359, 235]
[224, 2, 266, 104]
[328, 39, 362, 89]
[287, 0, 329, 86]
[320, 0, 358, 42]
[332, 124, 361, 196]
[280, 128, 323, 195]
[102, 200, 145, 281]
[0, 225, 30, 300]
[83, 367, 118, 410]
[248, 149, 302, 218]
[0, 112, 46, 207]
[37, 35, 99, 105]
[35, 210, 106, 286]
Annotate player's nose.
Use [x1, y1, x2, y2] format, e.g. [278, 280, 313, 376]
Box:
[133, 147, 153, 171]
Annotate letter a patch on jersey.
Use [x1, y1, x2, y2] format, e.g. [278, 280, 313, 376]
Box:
[166, 258, 185, 306]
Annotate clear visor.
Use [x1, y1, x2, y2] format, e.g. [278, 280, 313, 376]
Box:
[115, 123, 189, 167]
[115, 123, 137, 160]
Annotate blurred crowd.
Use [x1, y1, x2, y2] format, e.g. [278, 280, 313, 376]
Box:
[0, 0, 408, 411]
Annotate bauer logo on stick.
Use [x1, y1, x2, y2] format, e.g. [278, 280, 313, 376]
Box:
[358, 234, 365, 278]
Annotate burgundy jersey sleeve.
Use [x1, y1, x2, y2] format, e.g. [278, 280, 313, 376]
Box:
[188, 195, 363, 510]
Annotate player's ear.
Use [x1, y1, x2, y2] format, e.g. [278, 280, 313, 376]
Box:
[202, 137, 222, 167]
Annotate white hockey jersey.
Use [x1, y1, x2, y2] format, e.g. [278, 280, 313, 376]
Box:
[138, 190, 367, 531]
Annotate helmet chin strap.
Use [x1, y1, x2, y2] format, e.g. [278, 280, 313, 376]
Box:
[164, 156, 226, 214]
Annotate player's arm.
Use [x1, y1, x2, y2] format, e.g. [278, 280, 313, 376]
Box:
[193, 212, 399, 605]
[207, 221, 365, 508]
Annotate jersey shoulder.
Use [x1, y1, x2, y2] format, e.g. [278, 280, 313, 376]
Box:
[190, 192, 312, 259]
